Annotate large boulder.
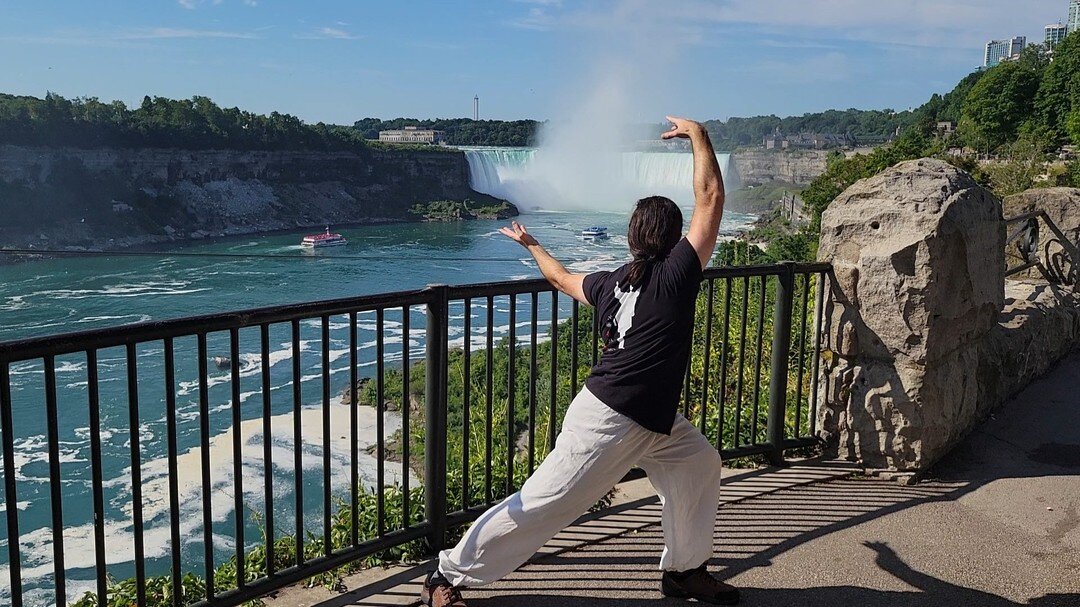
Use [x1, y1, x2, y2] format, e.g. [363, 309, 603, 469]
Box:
[817, 159, 1005, 471]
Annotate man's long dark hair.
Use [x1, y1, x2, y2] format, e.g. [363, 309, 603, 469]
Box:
[625, 196, 684, 288]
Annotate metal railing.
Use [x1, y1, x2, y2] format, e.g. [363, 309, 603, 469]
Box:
[1006, 210, 1079, 285]
[0, 261, 831, 607]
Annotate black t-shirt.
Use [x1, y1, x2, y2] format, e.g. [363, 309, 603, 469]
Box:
[582, 237, 703, 435]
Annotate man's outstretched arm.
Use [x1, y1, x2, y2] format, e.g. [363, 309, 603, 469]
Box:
[663, 116, 725, 268]
[500, 221, 589, 304]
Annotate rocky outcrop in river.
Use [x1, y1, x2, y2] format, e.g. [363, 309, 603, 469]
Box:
[0, 145, 514, 250]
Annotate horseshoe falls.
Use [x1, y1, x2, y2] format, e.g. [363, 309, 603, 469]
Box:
[463, 147, 740, 210]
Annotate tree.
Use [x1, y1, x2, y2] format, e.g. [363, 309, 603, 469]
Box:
[1034, 32, 1080, 145]
[961, 60, 1041, 150]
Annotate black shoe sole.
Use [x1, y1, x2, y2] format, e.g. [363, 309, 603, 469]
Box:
[661, 578, 740, 605]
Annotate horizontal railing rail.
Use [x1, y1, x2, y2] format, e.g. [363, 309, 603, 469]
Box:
[0, 261, 831, 607]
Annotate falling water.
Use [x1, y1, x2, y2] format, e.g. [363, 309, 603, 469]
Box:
[463, 147, 740, 210]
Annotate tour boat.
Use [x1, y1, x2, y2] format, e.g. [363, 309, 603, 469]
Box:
[301, 227, 348, 248]
[581, 226, 609, 239]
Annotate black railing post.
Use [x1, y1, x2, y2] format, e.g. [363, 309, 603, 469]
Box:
[767, 262, 795, 466]
[425, 285, 449, 552]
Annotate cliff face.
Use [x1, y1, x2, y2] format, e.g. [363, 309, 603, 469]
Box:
[731, 149, 830, 186]
[0, 145, 509, 249]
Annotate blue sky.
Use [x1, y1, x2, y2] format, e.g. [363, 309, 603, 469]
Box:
[0, 1, 1072, 124]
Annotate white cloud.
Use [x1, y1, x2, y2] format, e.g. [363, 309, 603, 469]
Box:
[178, 0, 258, 8]
[118, 27, 259, 40]
[295, 27, 362, 40]
[513, 0, 1065, 51]
[509, 7, 557, 31]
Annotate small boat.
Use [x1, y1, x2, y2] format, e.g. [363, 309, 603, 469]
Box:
[581, 226, 609, 239]
[301, 227, 348, 248]
[212, 356, 231, 369]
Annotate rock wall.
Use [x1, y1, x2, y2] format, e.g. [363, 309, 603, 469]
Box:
[816, 159, 1005, 472]
[0, 145, 509, 250]
[730, 149, 830, 186]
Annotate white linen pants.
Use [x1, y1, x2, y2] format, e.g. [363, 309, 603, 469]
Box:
[438, 385, 724, 588]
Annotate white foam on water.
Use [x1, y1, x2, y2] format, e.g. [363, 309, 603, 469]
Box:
[75, 314, 153, 324]
[8, 404, 411, 594]
[27, 282, 211, 300]
[1, 295, 29, 311]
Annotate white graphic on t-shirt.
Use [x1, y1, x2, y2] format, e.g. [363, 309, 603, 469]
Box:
[610, 282, 640, 350]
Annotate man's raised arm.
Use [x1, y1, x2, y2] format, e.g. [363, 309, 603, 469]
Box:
[662, 116, 725, 268]
[500, 221, 589, 304]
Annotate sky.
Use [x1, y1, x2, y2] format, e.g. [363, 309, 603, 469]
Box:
[0, 0, 1073, 125]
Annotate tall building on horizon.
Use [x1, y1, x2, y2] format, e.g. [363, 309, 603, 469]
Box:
[984, 36, 1026, 67]
[1071, 0, 1080, 34]
[1046, 22, 1068, 47]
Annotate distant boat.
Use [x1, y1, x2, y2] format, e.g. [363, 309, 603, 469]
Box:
[581, 226, 609, 239]
[301, 226, 348, 248]
[212, 356, 231, 369]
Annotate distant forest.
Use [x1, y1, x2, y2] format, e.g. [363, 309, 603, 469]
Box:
[0, 93, 373, 151]
[702, 109, 920, 150]
[0, 90, 931, 152]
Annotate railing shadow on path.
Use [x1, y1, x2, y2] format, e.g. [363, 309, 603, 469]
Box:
[300, 353, 1080, 607]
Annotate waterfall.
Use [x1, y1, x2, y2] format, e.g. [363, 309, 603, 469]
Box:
[462, 147, 739, 210]
[463, 147, 537, 200]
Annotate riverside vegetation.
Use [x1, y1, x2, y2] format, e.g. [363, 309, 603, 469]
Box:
[409, 199, 517, 222]
[72, 248, 821, 607]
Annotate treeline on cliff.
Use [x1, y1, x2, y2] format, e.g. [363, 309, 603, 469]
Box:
[0, 93, 374, 151]
[747, 33, 1080, 266]
[0, 91, 932, 153]
[702, 109, 920, 150]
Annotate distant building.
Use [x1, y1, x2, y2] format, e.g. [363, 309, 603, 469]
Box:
[1046, 23, 1069, 48]
[378, 126, 447, 145]
[1070, 0, 1080, 34]
[984, 36, 1026, 67]
[763, 128, 854, 150]
[936, 121, 957, 137]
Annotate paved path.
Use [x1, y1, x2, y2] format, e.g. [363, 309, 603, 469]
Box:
[270, 353, 1080, 607]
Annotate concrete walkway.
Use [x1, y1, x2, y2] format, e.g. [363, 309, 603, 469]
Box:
[270, 353, 1080, 607]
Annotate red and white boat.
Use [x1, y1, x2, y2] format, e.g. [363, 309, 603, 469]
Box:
[301, 226, 348, 248]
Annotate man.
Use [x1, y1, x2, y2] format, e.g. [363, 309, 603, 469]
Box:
[421, 116, 737, 606]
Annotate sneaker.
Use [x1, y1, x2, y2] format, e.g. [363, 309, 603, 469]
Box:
[420, 569, 467, 607]
[661, 564, 740, 605]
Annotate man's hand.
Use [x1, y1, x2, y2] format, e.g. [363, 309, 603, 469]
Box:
[661, 116, 706, 140]
[499, 221, 540, 248]
[501, 220, 589, 304]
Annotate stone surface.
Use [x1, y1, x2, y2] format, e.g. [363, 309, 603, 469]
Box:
[978, 281, 1080, 411]
[817, 158, 1005, 471]
[731, 149, 830, 186]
